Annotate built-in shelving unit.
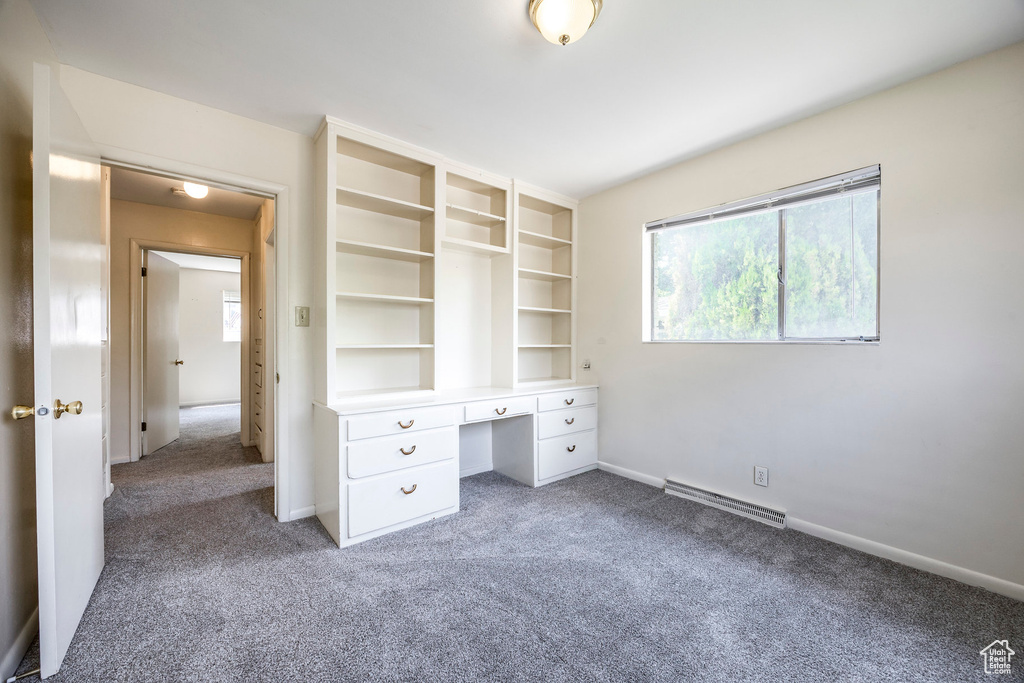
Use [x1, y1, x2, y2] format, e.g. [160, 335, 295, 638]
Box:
[315, 117, 577, 405]
[442, 172, 510, 254]
[515, 187, 576, 386]
[315, 121, 442, 402]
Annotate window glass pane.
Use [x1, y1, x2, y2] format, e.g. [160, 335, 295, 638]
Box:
[784, 191, 878, 338]
[223, 290, 242, 342]
[652, 212, 779, 340]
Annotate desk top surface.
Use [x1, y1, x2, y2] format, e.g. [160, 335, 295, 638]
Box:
[323, 383, 598, 416]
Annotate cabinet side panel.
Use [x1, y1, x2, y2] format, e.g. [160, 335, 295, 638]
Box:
[313, 403, 341, 545]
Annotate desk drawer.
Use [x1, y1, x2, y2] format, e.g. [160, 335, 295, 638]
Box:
[538, 430, 597, 480]
[347, 406, 454, 441]
[538, 406, 597, 439]
[348, 461, 458, 537]
[538, 388, 597, 412]
[348, 427, 456, 479]
[464, 396, 534, 423]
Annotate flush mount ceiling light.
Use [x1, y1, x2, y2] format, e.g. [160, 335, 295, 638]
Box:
[182, 181, 209, 199]
[529, 0, 602, 46]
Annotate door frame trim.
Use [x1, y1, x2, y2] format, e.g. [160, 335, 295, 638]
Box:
[130, 240, 251, 460]
[103, 152, 292, 522]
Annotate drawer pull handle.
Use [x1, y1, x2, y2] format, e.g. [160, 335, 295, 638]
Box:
[495, 407, 507, 415]
[567, 445, 576, 452]
[401, 484, 417, 495]
[565, 418, 575, 425]
[398, 419, 415, 429]
[399, 445, 416, 455]
[565, 398, 575, 405]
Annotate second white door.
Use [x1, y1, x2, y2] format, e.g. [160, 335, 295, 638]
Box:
[143, 251, 180, 454]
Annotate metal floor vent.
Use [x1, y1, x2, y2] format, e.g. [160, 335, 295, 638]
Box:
[664, 479, 786, 528]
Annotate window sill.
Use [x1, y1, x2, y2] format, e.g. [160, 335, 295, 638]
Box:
[642, 339, 880, 346]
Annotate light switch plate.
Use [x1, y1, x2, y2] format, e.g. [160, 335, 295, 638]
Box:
[295, 306, 310, 327]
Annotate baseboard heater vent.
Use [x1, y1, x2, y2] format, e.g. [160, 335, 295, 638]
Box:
[664, 479, 786, 528]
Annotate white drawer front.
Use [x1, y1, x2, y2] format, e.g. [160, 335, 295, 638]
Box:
[348, 427, 456, 479]
[538, 406, 598, 439]
[254, 406, 263, 429]
[348, 461, 458, 538]
[538, 388, 597, 412]
[347, 406, 455, 441]
[255, 387, 263, 408]
[464, 396, 535, 423]
[254, 366, 263, 388]
[538, 430, 597, 481]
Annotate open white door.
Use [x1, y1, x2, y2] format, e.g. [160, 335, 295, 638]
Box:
[142, 251, 180, 455]
[31, 63, 105, 678]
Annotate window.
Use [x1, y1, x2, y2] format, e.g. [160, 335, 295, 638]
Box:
[223, 291, 242, 342]
[644, 166, 879, 342]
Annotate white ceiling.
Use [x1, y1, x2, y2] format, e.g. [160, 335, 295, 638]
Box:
[151, 251, 241, 274]
[109, 166, 265, 220]
[32, 0, 1024, 198]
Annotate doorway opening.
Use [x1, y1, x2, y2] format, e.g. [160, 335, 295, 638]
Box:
[103, 164, 278, 513]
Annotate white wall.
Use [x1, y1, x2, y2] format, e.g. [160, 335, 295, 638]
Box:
[0, 0, 60, 675]
[178, 268, 241, 406]
[578, 42, 1024, 595]
[60, 69, 316, 519]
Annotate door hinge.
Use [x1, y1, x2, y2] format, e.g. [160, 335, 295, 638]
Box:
[276, 372, 279, 384]
[141, 267, 147, 277]
[141, 421, 147, 432]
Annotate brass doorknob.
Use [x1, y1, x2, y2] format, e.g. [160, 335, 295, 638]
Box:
[53, 399, 83, 419]
[11, 405, 34, 420]
[174, 359, 184, 366]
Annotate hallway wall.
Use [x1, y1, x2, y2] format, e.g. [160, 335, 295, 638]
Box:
[109, 200, 254, 464]
[178, 268, 242, 407]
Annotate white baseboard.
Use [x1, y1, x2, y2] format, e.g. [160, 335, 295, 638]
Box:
[1, 607, 38, 681]
[460, 464, 492, 478]
[787, 517, 1024, 602]
[110, 453, 130, 465]
[179, 400, 241, 408]
[597, 461, 664, 489]
[290, 505, 316, 521]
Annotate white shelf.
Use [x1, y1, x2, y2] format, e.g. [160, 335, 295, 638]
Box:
[518, 229, 571, 249]
[518, 306, 572, 314]
[441, 237, 509, 256]
[518, 268, 572, 282]
[336, 344, 434, 350]
[336, 185, 434, 221]
[336, 239, 434, 263]
[516, 376, 574, 385]
[517, 344, 571, 349]
[446, 203, 506, 227]
[336, 292, 434, 304]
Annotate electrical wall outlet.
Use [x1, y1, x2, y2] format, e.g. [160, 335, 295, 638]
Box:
[754, 466, 769, 487]
[295, 306, 310, 327]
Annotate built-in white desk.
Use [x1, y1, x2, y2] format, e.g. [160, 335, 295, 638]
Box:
[313, 384, 598, 547]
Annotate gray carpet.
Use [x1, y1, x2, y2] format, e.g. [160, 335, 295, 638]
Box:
[15, 404, 1024, 682]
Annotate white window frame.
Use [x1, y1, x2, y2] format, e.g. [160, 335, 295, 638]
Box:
[642, 166, 881, 344]
[222, 290, 242, 342]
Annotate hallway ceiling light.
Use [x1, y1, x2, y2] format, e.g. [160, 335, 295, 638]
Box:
[182, 181, 209, 199]
[529, 0, 602, 46]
